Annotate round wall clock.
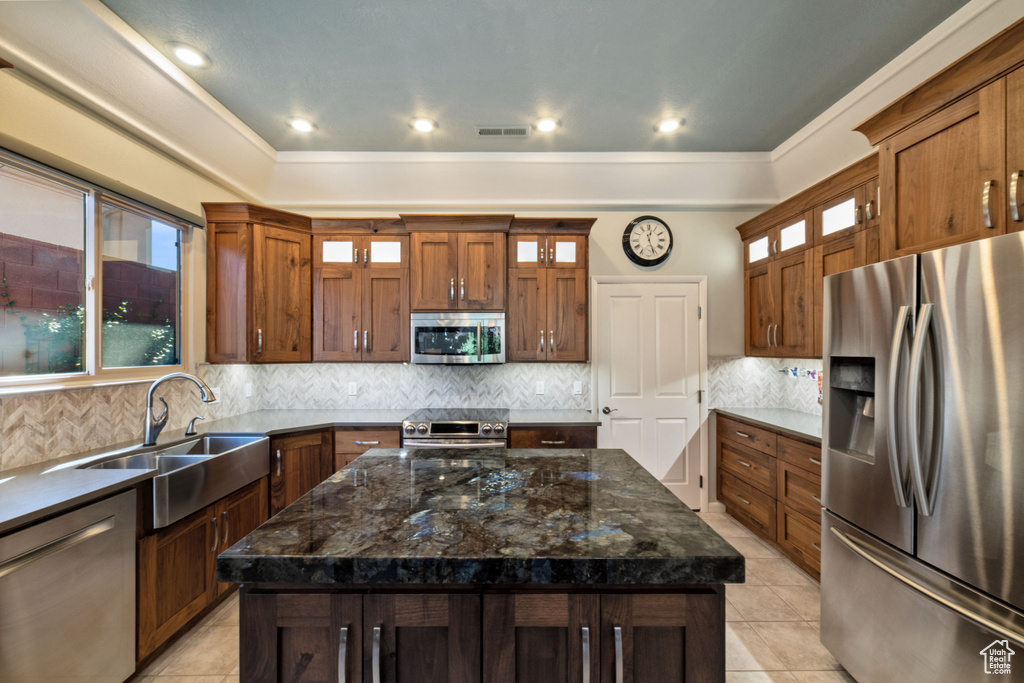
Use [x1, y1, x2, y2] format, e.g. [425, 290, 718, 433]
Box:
[622, 215, 673, 267]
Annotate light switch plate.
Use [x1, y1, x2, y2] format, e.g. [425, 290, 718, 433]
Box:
[348, 382, 358, 396]
[208, 387, 221, 404]
[536, 381, 545, 395]
[244, 383, 253, 398]
[573, 381, 582, 395]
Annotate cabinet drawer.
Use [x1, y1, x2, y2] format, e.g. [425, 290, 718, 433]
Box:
[718, 439, 776, 496]
[508, 426, 597, 449]
[777, 502, 821, 579]
[777, 460, 822, 520]
[334, 428, 401, 454]
[719, 471, 776, 542]
[777, 434, 822, 476]
[717, 415, 776, 455]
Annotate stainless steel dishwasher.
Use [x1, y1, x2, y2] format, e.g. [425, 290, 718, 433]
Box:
[0, 491, 135, 683]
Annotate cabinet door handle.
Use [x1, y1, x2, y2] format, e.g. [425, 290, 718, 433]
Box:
[539, 330, 545, 353]
[460, 277, 465, 300]
[581, 626, 591, 683]
[450, 278, 455, 301]
[735, 431, 752, 439]
[774, 324, 779, 347]
[364, 330, 369, 353]
[257, 328, 263, 354]
[767, 327, 771, 347]
[353, 250, 358, 264]
[772, 239, 778, 255]
[737, 496, 751, 505]
[354, 441, 379, 446]
[865, 199, 876, 221]
[372, 626, 381, 683]
[614, 626, 624, 683]
[1011, 171, 1022, 223]
[983, 180, 995, 229]
[221, 511, 230, 549]
[549, 330, 555, 352]
[855, 204, 864, 225]
[812, 495, 823, 504]
[210, 516, 219, 552]
[338, 626, 348, 683]
[541, 440, 567, 445]
[737, 460, 752, 468]
[813, 542, 822, 551]
[549, 247, 554, 264]
[810, 457, 822, 466]
[276, 449, 282, 477]
[363, 248, 368, 264]
[539, 244, 545, 264]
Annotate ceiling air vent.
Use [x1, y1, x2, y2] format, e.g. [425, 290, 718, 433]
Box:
[476, 125, 530, 138]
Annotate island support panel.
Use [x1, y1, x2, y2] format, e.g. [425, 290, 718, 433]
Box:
[239, 584, 725, 683]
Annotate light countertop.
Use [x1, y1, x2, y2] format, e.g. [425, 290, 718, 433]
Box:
[713, 407, 822, 442]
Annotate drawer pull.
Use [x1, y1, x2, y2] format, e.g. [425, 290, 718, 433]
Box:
[736, 496, 751, 505]
[812, 495, 823, 504]
[614, 626, 624, 683]
[372, 626, 381, 683]
[541, 440, 567, 445]
[809, 457, 822, 466]
[210, 516, 219, 552]
[338, 626, 348, 683]
[813, 542, 821, 551]
[581, 627, 591, 683]
[737, 460, 752, 468]
[221, 511, 229, 548]
[735, 431, 752, 439]
[354, 441, 379, 446]
[276, 449, 282, 477]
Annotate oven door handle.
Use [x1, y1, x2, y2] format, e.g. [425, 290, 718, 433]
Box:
[402, 439, 507, 449]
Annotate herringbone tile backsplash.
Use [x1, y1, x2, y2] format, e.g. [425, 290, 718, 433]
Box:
[0, 362, 590, 470]
[707, 356, 823, 415]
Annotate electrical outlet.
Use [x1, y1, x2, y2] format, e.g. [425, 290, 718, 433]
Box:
[208, 387, 221, 404]
[348, 382, 358, 396]
[573, 381, 582, 395]
[244, 383, 253, 398]
[536, 381, 545, 395]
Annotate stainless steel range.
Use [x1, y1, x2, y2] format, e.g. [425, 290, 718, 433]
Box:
[402, 408, 509, 449]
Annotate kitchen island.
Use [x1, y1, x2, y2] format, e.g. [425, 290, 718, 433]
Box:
[218, 448, 743, 682]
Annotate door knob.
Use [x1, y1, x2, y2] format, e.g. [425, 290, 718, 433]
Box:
[602, 407, 617, 414]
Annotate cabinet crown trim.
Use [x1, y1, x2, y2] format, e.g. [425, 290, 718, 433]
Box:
[311, 218, 407, 234]
[400, 214, 514, 232]
[202, 203, 312, 232]
[509, 217, 596, 234]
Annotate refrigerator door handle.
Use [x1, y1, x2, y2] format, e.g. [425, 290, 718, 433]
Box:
[907, 303, 941, 516]
[830, 525, 1024, 646]
[886, 305, 912, 508]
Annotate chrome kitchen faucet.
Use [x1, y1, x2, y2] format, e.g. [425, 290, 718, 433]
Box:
[144, 372, 217, 445]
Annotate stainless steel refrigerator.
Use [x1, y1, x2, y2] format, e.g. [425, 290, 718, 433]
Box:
[821, 231, 1024, 682]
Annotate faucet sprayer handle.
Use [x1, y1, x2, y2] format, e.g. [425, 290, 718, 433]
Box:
[152, 396, 169, 424]
[185, 415, 205, 436]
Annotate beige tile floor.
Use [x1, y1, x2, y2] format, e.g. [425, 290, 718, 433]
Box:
[134, 512, 854, 682]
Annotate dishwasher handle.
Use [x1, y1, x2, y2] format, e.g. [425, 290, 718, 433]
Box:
[0, 516, 115, 580]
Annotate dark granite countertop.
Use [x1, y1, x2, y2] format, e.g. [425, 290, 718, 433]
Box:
[217, 448, 743, 586]
[714, 407, 822, 443]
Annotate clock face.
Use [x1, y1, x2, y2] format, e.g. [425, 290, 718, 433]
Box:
[623, 216, 673, 266]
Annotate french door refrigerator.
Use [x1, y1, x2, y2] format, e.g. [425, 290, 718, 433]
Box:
[821, 231, 1024, 682]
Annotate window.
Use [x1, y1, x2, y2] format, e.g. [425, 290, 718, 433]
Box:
[0, 150, 193, 385]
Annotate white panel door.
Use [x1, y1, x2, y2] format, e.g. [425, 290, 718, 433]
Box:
[594, 281, 703, 507]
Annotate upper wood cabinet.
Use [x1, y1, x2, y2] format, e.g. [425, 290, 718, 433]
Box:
[743, 211, 812, 269]
[312, 230, 410, 362]
[509, 234, 588, 268]
[1009, 66, 1024, 232]
[204, 204, 312, 363]
[744, 248, 814, 358]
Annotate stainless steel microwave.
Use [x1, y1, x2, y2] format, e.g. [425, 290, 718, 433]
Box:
[410, 312, 505, 364]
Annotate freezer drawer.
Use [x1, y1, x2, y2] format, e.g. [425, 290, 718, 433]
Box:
[821, 511, 1024, 683]
[0, 491, 136, 683]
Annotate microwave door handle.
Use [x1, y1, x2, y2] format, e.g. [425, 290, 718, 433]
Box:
[886, 305, 912, 508]
[477, 322, 482, 360]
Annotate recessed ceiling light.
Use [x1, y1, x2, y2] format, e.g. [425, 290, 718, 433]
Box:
[536, 118, 559, 133]
[657, 118, 684, 133]
[412, 118, 437, 133]
[287, 117, 317, 133]
[169, 43, 210, 68]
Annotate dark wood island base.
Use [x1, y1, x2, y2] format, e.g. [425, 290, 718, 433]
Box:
[239, 583, 726, 683]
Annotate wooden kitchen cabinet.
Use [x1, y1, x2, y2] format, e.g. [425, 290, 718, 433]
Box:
[600, 593, 725, 683]
[715, 413, 822, 579]
[313, 234, 410, 362]
[1009, 66, 1024, 232]
[204, 204, 313, 363]
[483, 594, 599, 683]
[334, 426, 402, 469]
[241, 592, 363, 683]
[508, 233, 588, 269]
[409, 231, 506, 310]
[508, 426, 597, 448]
[744, 246, 813, 358]
[138, 477, 269, 661]
[508, 268, 588, 361]
[363, 594, 481, 683]
[270, 430, 334, 515]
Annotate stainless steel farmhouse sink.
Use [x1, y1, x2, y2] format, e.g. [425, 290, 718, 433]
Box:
[81, 435, 269, 529]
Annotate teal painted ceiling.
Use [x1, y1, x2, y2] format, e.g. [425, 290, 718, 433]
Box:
[100, 0, 972, 153]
